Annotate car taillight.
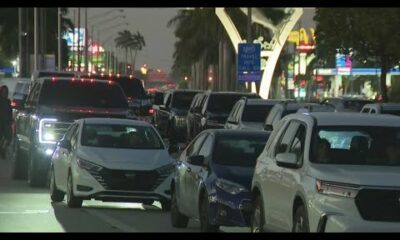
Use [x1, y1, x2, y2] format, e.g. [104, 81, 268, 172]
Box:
[11, 100, 17, 108]
[127, 96, 133, 101]
[148, 108, 155, 115]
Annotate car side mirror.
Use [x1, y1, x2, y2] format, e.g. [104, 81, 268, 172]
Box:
[276, 153, 298, 168]
[59, 139, 72, 151]
[168, 144, 180, 154]
[187, 155, 205, 166]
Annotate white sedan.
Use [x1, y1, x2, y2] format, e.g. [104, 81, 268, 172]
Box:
[49, 118, 175, 210]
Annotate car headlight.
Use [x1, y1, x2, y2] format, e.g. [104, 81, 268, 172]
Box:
[215, 178, 247, 195]
[316, 179, 359, 198]
[38, 118, 58, 144]
[157, 162, 176, 175]
[77, 157, 103, 172]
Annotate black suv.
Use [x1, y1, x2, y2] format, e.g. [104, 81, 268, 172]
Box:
[153, 89, 202, 143]
[186, 91, 260, 141]
[13, 77, 131, 186]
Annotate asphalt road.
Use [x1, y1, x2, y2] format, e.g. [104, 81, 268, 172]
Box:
[0, 152, 249, 232]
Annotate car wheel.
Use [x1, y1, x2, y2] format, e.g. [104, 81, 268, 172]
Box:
[27, 150, 46, 187]
[200, 194, 219, 232]
[66, 173, 83, 208]
[251, 195, 265, 233]
[50, 167, 64, 202]
[160, 200, 171, 211]
[292, 205, 310, 232]
[12, 141, 27, 180]
[170, 188, 189, 228]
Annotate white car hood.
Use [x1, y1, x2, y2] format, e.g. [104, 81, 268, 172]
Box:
[78, 146, 174, 171]
[240, 121, 264, 130]
[308, 164, 400, 187]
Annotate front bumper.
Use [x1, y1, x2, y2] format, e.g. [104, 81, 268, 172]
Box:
[208, 189, 252, 227]
[71, 163, 173, 203]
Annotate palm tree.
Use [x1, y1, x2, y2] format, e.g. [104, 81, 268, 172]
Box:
[129, 31, 145, 70]
[114, 29, 146, 74]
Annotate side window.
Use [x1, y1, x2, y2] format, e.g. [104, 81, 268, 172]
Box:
[289, 124, 307, 164]
[198, 134, 213, 157]
[361, 108, 370, 113]
[275, 121, 300, 155]
[164, 93, 172, 107]
[26, 83, 39, 105]
[190, 95, 200, 110]
[201, 95, 209, 114]
[70, 125, 80, 150]
[370, 109, 376, 114]
[186, 133, 208, 158]
[30, 82, 42, 104]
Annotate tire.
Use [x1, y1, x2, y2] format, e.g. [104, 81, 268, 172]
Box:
[251, 195, 265, 233]
[170, 188, 189, 228]
[142, 200, 154, 206]
[66, 173, 83, 208]
[12, 141, 27, 180]
[50, 167, 64, 202]
[27, 150, 47, 187]
[292, 205, 310, 232]
[161, 200, 171, 211]
[199, 194, 219, 232]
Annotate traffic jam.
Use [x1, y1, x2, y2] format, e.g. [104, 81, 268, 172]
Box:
[1, 69, 399, 232]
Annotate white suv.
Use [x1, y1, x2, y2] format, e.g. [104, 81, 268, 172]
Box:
[251, 112, 400, 232]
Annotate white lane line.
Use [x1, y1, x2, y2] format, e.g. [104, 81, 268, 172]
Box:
[0, 210, 50, 214]
[83, 209, 135, 232]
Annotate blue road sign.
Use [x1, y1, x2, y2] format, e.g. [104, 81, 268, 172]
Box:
[237, 43, 261, 82]
[0, 68, 15, 73]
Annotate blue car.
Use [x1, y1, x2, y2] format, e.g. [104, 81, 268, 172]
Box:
[170, 129, 270, 232]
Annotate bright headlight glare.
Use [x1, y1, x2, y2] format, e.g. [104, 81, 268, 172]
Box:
[39, 118, 58, 144]
[44, 132, 55, 141]
[77, 158, 103, 172]
[215, 179, 247, 195]
[316, 179, 359, 198]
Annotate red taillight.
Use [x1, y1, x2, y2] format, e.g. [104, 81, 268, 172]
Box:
[51, 76, 56, 82]
[81, 78, 85, 82]
[148, 108, 155, 115]
[90, 78, 94, 83]
[71, 77, 76, 82]
[117, 73, 121, 78]
[127, 96, 133, 101]
[108, 80, 113, 85]
[11, 100, 17, 108]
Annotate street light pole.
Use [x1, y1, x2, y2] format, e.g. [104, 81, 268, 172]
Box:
[58, 8, 62, 71]
[18, 8, 23, 77]
[77, 8, 81, 72]
[34, 7, 39, 72]
[84, 8, 89, 72]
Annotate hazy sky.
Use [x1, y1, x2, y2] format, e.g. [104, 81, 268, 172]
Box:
[68, 8, 316, 74]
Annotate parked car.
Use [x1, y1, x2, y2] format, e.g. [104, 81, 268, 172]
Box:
[321, 97, 373, 112]
[296, 103, 336, 114]
[361, 103, 400, 116]
[186, 91, 260, 141]
[225, 98, 282, 130]
[153, 89, 202, 143]
[170, 129, 270, 232]
[263, 101, 303, 131]
[251, 112, 400, 232]
[186, 92, 207, 142]
[50, 118, 175, 209]
[13, 77, 132, 186]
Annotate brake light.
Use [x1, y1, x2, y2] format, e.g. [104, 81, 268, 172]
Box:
[81, 78, 85, 82]
[51, 77, 56, 82]
[108, 80, 113, 85]
[90, 78, 94, 83]
[11, 100, 17, 108]
[117, 73, 121, 78]
[71, 77, 76, 82]
[148, 108, 155, 115]
[127, 96, 133, 101]
[129, 74, 133, 79]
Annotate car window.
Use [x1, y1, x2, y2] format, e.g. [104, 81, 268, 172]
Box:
[198, 134, 213, 157]
[64, 123, 79, 142]
[242, 104, 274, 122]
[370, 109, 376, 113]
[186, 133, 208, 157]
[206, 94, 252, 114]
[289, 124, 307, 164]
[171, 92, 198, 110]
[275, 121, 300, 155]
[70, 126, 80, 150]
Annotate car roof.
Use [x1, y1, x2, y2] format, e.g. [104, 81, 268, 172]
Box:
[205, 128, 270, 137]
[80, 117, 152, 126]
[298, 112, 400, 127]
[36, 77, 112, 84]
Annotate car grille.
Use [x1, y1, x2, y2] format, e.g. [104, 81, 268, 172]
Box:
[87, 167, 170, 191]
[355, 188, 400, 222]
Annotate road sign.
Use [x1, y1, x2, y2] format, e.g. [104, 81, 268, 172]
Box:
[0, 68, 15, 73]
[237, 43, 261, 82]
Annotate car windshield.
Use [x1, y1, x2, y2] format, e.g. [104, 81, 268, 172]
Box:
[312, 126, 400, 166]
[39, 80, 128, 108]
[208, 94, 253, 114]
[81, 124, 164, 149]
[213, 133, 269, 167]
[343, 100, 373, 111]
[242, 104, 274, 122]
[171, 92, 198, 110]
[114, 78, 146, 99]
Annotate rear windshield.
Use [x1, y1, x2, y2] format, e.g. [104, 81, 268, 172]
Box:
[39, 80, 128, 108]
[114, 78, 146, 99]
[213, 133, 269, 167]
[14, 82, 30, 95]
[81, 124, 164, 149]
[172, 92, 198, 109]
[242, 104, 274, 122]
[343, 100, 373, 112]
[208, 94, 255, 114]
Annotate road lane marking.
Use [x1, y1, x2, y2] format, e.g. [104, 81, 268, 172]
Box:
[0, 210, 50, 214]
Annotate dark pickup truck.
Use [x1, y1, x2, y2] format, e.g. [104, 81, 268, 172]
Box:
[153, 89, 202, 143]
[12, 77, 132, 187]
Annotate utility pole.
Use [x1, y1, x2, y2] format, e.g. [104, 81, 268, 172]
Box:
[84, 8, 89, 72]
[77, 8, 81, 72]
[72, 9, 76, 71]
[34, 8, 39, 72]
[18, 8, 23, 77]
[246, 7, 252, 93]
[58, 8, 62, 71]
